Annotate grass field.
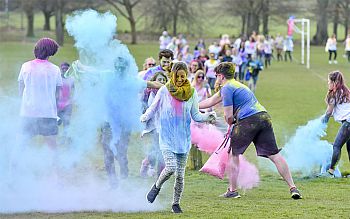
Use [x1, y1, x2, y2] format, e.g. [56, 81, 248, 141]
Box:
[0, 41, 350, 218]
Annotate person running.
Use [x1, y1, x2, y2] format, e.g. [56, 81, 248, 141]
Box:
[140, 62, 215, 213]
[18, 38, 62, 149]
[139, 71, 168, 177]
[204, 52, 220, 91]
[275, 34, 284, 62]
[320, 70, 350, 177]
[199, 62, 302, 200]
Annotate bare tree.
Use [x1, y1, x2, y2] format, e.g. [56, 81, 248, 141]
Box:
[339, 0, 350, 40]
[312, 0, 329, 45]
[37, 0, 55, 31]
[104, 0, 144, 44]
[21, 0, 37, 37]
[331, 0, 341, 37]
[144, 0, 194, 36]
[262, 0, 269, 35]
[55, 0, 63, 45]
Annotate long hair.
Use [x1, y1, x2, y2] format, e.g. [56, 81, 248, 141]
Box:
[325, 71, 350, 104]
[191, 70, 205, 88]
[171, 61, 188, 76]
[34, 38, 59, 60]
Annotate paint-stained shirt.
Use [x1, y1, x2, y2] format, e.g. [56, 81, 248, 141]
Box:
[142, 86, 210, 154]
[220, 79, 266, 120]
[18, 59, 62, 118]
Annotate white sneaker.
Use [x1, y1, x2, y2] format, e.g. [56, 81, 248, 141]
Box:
[329, 61, 332, 64]
[334, 60, 338, 64]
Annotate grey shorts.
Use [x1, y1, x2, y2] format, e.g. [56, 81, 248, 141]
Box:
[21, 117, 58, 136]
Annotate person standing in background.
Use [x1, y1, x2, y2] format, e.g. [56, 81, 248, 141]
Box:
[18, 38, 62, 149]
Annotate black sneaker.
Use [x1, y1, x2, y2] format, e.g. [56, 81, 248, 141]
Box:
[290, 187, 302, 199]
[219, 189, 241, 198]
[146, 184, 160, 203]
[171, 204, 183, 213]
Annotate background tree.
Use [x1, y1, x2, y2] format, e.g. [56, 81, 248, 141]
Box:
[339, 0, 350, 40]
[312, 0, 329, 45]
[143, 0, 194, 36]
[21, 0, 37, 37]
[37, 0, 55, 31]
[104, 0, 144, 44]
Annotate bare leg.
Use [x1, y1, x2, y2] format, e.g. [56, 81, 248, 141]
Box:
[268, 153, 295, 189]
[228, 155, 240, 191]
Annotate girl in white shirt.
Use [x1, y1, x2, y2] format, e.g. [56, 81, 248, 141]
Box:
[322, 70, 350, 177]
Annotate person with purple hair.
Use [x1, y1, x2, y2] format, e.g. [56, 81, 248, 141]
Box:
[18, 38, 62, 149]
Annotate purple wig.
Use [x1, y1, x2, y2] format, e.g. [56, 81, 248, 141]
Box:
[34, 38, 59, 60]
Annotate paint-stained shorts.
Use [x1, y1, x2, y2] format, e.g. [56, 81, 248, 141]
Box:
[230, 112, 280, 157]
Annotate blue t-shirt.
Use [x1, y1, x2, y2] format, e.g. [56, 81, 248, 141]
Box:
[220, 79, 266, 120]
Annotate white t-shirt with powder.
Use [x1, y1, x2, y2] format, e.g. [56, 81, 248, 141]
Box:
[18, 59, 63, 118]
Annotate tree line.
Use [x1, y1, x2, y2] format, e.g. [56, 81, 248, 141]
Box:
[0, 0, 349, 45]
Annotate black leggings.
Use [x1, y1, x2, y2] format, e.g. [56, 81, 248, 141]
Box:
[329, 50, 337, 61]
[330, 121, 350, 170]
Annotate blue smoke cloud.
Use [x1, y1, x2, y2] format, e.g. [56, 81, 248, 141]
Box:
[0, 9, 159, 213]
[260, 116, 337, 176]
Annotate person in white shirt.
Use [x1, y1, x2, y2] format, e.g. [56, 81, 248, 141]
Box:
[18, 38, 62, 149]
[159, 31, 171, 50]
[344, 34, 350, 62]
[326, 34, 337, 64]
[321, 70, 350, 177]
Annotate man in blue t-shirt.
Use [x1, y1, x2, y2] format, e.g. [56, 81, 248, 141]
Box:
[199, 62, 302, 200]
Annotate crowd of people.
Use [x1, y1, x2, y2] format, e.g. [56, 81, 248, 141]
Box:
[18, 29, 350, 214]
[158, 31, 298, 93]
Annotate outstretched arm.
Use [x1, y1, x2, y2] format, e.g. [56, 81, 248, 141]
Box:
[147, 81, 163, 89]
[191, 90, 212, 122]
[199, 92, 222, 109]
[322, 103, 334, 124]
[141, 87, 162, 122]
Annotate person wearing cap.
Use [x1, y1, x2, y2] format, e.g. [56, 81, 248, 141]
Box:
[18, 38, 62, 149]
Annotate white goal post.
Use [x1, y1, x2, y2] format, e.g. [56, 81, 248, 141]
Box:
[293, 18, 310, 69]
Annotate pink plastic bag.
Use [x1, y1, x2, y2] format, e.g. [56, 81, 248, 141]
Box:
[199, 146, 229, 179]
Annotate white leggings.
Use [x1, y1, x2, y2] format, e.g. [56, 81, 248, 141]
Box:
[155, 150, 188, 205]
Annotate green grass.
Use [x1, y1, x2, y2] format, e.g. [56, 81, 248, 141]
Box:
[1, 42, 350, 218]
